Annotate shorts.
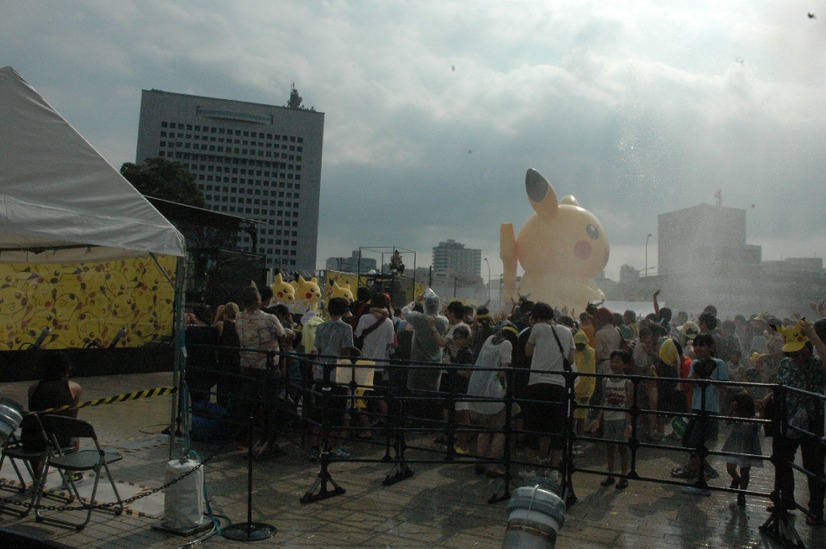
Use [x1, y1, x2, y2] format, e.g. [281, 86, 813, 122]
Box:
[439, 370, 470, 411]
[522, 383, 567, 450]
[682, 414, 719, 450]
[309, 381, 349, 427]
[603, 418, 627, 442]
[372, 370, 390, 397]
[469, 407, 507, 429]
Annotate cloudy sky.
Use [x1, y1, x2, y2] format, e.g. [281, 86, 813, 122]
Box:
[3, 1, 826, 279]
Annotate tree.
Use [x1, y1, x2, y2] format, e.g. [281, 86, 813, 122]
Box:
[120, 157, 207, 208]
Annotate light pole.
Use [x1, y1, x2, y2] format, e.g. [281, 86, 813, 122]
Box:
[483, 257, 491, 303]
[645, 233, 652, 278]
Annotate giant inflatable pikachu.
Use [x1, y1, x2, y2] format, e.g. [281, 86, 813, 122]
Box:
[500, 168, 609, 311]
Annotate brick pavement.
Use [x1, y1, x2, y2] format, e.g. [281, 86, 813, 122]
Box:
[0, 372, 822, 548]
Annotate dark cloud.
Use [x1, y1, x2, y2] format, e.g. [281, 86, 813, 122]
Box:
[3, 0, 825, 276]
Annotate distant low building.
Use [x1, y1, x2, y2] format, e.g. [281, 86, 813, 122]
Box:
[325, 251, 377, 273]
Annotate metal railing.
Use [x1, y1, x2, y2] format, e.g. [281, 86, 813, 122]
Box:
[180, 345, 824, 549]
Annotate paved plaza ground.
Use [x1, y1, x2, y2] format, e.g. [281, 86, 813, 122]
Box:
[0, 372, 822, 548]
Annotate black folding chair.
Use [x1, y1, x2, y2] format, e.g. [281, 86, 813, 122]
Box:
[0, 408, 67, 517]
[0, 397, 29, 491]
[34, 415, 123, 530]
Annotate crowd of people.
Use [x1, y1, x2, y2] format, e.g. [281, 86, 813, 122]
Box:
[183, 285, 826, 526]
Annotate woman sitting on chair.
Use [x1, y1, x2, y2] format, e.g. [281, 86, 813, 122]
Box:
[22, 352, 82, 475]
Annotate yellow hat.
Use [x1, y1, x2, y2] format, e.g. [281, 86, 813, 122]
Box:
[749, 351, 761, 364]
[658, 338, 679, 366]
[780, 323, 809, 353]
[574, 330, 589, 345]
[501, 321, 519, 338]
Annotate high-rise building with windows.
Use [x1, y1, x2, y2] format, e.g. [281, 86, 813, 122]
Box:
[432, 239, 481, 276]
[136, 89, 323, 270]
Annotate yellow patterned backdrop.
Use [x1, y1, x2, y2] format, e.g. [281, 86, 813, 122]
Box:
[0, 256, 177, 351]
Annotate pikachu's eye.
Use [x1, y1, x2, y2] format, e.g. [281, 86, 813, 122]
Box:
[586, 224, 599, 240]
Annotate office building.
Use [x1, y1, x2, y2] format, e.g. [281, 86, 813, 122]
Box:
[432, 239, 481, 276]
[631, 202, 826, 317]
[136, 89, 324, 270]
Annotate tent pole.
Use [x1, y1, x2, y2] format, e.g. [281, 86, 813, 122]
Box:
[163, 253, 189, 461]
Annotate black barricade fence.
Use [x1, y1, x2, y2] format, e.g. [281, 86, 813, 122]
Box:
[178, 342, 826, 532]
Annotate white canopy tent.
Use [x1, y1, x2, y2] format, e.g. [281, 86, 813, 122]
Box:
[0, 66, 185, 263]
[0, 66, 188, 453]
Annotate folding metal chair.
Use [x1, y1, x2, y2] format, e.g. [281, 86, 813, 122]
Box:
[34, 415, 123, 530]
[0, 407, 58, 517]
[0, 397, 29, 491]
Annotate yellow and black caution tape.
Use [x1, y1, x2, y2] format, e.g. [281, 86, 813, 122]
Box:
[30, 386, 178, 415]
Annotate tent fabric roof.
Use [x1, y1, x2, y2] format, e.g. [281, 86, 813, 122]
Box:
[0, 66, 185, 263]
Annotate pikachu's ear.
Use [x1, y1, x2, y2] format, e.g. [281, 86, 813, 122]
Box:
[275, 272, 284, 284]
[526, 168, 559, 218]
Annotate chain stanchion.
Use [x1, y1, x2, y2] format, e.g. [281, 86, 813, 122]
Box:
[301, 361, 346, 503]
[222, 350, 277, 542]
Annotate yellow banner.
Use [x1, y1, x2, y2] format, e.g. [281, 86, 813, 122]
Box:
[0, 256, 177, 350]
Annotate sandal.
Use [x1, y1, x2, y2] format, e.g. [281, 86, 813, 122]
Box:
[600, 476, 615, 487]
[616, 478, 628, 490]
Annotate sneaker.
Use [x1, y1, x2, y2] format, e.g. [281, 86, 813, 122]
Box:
[330, 447, 351, 459]
[616, 478, 628, 490]
[682, 485, 711, 496]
